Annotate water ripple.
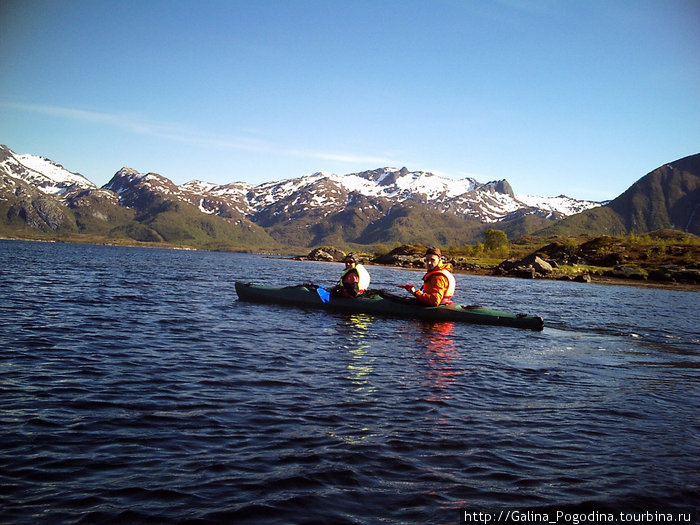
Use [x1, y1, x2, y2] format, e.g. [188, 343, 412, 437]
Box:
[1, 241, 698, 523]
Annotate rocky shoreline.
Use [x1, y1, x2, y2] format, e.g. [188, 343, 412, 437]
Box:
[297, 243, 700, 292]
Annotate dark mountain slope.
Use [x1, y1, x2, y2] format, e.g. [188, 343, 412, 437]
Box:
[103, 169, 278, 249]
[356, 202, 485, 246]
[0, 174, 78, 234]
[608, 153, 700, 234]
[535, 153, 700, 237]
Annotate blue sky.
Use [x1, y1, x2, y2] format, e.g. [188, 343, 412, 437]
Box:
[1, 0, 698, 200]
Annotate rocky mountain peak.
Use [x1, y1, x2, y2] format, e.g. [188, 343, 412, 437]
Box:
[479, 180, 514, 197]
[105, 168, 178, 194]
[0, 144, 95, 196]
[0, 144, 14, 162]
[377, 168, 402, 187]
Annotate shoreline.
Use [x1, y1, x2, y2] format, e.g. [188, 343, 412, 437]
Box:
[4, 236, 697, 292]
[455, 266, 699, 292]
[367, 262, 699, 292]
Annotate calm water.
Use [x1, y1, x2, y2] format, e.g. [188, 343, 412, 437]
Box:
[1, 240, 698, 524]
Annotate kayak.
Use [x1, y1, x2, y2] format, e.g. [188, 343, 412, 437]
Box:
[235, 282, 544, 330]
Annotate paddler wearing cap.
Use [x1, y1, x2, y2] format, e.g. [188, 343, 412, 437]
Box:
[398, 247, 456, 306]
[331, 253, 371, 298]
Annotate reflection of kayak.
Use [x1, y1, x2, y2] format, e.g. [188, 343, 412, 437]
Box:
[235, 282, 544, 331]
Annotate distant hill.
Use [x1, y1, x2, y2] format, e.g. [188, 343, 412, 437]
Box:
[534, 153, 700, 237]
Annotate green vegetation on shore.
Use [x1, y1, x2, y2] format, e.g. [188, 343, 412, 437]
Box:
[352, 228, 700, 286]
[4, 226, 698, 286]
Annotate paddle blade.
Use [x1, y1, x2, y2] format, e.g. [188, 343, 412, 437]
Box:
[317, 286, 331, 303]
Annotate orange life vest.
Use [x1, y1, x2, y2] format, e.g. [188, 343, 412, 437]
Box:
[421, 267, 456, 304]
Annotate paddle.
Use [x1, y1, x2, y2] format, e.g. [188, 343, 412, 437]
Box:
[316, 286, 331, 303]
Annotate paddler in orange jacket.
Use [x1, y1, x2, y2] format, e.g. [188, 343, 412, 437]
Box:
[398, 247, 456, 306]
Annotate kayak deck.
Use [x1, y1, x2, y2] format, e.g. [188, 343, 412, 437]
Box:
[235, 282, 544, 330]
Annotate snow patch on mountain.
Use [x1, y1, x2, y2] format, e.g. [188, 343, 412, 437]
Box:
[393, 170, 475, 199]
[182, 180, 252, 196]
[183, 180, 219, 193]
[516, 194, 604, 217]
[0, 146, 95, 195]
[330, 168, 476, 200]
[198, 199, 217, 214]
[447, 190, 523, 222]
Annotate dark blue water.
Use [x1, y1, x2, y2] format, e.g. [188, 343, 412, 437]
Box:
[1, 240, 698, 524]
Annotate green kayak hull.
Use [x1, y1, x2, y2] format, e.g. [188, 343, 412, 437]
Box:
[235, 282, 544, 330]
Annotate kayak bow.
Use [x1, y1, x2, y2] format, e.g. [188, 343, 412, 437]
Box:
[235, 282, 544, 330]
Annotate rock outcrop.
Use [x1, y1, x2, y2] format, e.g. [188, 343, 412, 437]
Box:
[495, 255, 553, 279]
[300, 246, 348, 262]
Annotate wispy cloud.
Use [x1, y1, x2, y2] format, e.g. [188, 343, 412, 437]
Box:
[288, 149, 397, 166]
[2, 101, 157, 134]
[1, 101, 268, 150]
[1, 100, 399, 167]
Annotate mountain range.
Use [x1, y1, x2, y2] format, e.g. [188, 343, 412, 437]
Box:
[1, 143, 698, 250]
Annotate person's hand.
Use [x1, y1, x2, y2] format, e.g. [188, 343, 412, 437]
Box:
[397, 284, 416, 294]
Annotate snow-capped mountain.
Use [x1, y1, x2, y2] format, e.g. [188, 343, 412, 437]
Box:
[516, 194, 605, 219]
[187, 167, 601, 223]
[1, 143, 607, 247]
[104, 167, 253, 222]
[2, 144, 601, 223]
[0, 145, 95, 195]
[180, 179, 252, 217]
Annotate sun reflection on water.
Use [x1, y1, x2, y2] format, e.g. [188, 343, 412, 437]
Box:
[341, 313, 376, 396]
[416, 322, 463, 399]
[328, 313, 378, 445]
